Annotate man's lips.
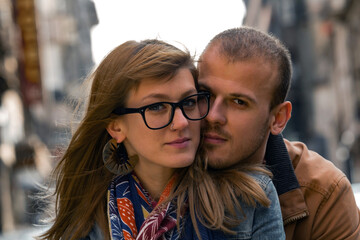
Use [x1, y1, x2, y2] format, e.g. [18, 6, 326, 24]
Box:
[203, 133, 227, 144]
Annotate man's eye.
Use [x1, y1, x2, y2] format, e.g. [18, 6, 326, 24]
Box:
[233, 99, 246, 105]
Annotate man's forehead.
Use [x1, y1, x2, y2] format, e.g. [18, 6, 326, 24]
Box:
[198, 48, 227, 76]
[199, 57, 277, 101]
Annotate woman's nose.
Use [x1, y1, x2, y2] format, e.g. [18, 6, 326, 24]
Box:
[170, 108, 189, 130]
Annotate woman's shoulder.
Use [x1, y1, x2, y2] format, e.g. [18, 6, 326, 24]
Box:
[248, 172, 273, 191]
[80, 223, 104, 240]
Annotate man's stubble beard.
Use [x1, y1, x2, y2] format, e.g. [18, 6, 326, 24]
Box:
[203, 117, 270, 169]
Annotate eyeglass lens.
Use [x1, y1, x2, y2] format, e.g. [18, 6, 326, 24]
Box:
[144, 94, 208, 129]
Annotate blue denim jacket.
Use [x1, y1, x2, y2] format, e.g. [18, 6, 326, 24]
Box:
[83, 173, 284, 239]
[182, 173, 285, 240]
[218, 173, 285, 239]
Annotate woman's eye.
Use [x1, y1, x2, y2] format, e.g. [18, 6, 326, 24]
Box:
[183, 99, 196, 108]
[147, 103, 166, 112]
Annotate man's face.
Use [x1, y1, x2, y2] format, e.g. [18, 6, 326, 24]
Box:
[198, 47, 278, 168]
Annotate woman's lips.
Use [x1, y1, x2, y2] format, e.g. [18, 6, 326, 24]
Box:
[166, 137, 191, 148]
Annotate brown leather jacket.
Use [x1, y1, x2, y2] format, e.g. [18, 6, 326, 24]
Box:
[282, 139, 360, 240]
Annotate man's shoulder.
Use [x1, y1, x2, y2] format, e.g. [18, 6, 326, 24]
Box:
[283, 139, 360, 240]
[284, 139, 348, 195]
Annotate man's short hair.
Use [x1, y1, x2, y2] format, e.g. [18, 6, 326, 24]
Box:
[204, 26, 292, 109]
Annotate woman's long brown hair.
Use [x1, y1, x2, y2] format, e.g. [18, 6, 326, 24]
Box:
[39, 39, 198, 240]
[172, 148, 271, 238]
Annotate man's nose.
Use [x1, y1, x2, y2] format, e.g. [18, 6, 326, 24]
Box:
[205, 98, 226, 125]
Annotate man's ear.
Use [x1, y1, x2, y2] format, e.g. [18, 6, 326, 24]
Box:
[269, 101, 292, 135]
[106, 120, 126, 143]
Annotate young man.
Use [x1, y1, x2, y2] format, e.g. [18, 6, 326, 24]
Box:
[198, 27, 360, 240]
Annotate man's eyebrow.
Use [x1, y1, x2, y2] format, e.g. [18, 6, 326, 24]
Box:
[198, 83, 257, 104]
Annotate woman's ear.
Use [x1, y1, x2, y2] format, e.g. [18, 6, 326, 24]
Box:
[269, 101, 292, 135]
[106, 120, 126, 143]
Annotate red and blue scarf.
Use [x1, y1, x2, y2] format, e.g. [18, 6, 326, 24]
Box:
[107, 173, 182, 240]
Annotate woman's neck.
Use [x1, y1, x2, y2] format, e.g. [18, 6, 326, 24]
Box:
[134, 162, 175, 201]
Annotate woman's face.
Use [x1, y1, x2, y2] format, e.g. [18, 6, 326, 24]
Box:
[115, 68, 200, 173]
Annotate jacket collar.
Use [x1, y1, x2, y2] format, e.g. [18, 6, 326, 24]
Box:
[265, 134, 299, 194]
[265, 134, 309, 225]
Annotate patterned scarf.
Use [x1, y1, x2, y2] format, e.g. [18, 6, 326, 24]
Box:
[107, 172, 182, 240]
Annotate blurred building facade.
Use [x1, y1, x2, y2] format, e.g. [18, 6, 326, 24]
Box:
[244, 0, 360, 182]
[0, 0, 97, 233]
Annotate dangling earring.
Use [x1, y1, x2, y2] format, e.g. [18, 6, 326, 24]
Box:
[102, 138, 138, 175]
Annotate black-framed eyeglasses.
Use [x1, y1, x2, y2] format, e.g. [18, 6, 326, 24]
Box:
[112, 92, 210, 130]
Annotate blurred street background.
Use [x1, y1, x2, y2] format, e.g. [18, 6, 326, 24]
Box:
[0, 0, 359, 238]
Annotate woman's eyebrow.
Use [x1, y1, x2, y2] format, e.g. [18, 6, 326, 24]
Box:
[141, 89, 197, 102]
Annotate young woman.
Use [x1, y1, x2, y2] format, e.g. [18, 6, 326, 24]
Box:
[40, 39, 284, 240]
